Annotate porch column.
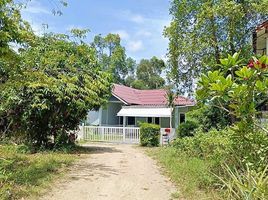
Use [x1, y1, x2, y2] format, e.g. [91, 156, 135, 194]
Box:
[123, 116, 126, 127]
[123, 116, 126, 142]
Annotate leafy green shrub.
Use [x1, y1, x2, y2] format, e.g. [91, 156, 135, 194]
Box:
[171, 136, 199, 156]
[229, 126, 268, 171]
[196, 129, 233, 163]
[140, 123, 160, 147]
[172, 129, 233, 165]
[187, 105, 231, 131]
[177, 120, 199, 137]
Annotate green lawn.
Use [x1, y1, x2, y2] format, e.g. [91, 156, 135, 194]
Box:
[146, 147, 222, 200]
[0, 144, 82, 200]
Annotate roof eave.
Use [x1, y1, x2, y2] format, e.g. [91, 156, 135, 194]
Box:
[111, 93, 129, 105]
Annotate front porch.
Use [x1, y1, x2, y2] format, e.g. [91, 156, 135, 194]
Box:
[78, 125, 176, 144]
[86, 105, 187, 128]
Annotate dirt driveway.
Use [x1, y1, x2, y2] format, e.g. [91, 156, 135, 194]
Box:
[40, 143, 176, 200]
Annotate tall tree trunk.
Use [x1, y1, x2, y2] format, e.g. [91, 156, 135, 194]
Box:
[229, 17, 236, 55]
[210, 15, 220, 64]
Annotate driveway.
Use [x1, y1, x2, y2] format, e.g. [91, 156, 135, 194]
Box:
[40, 143, 176, 200]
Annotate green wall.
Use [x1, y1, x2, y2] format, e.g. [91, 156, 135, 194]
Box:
[160, 117, 170, 128]
[101, 102, 122, 126]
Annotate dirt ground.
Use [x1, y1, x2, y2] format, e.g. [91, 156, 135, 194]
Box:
[39, 143, 177, 200]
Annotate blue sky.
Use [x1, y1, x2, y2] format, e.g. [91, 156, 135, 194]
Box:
[21, 0, 171, 61]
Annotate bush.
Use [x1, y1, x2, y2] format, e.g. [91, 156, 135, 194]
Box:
[229, 126, 268, 171]
[172, 129, 233, 165]
[140, 123, 160, 147]
[177, 120, 199, 137]
[187, 105, 231, 132]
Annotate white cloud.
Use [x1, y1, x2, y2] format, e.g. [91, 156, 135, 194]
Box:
[130, 14, 144, 23]
[127, 40, 143, 52]
[111, 30, 130, 40]
[20, 0, 52, 35]
[31, 23, 46, 35]
[120, 10, 145, 24]
[23, 0, 50, 15]
[109, 30, 144, 53]
[136, 30, 152, 37]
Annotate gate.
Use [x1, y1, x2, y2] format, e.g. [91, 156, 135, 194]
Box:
[81, 126, 140, 144]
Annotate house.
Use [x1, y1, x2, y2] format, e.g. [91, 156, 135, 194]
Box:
[85, 84, 194, 129]
[253, 20, 268, 55]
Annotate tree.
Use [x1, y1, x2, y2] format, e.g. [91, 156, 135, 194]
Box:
[133, 56, 166, 89]
[165, 89, 176, 129]
[0, 0, 35, 135]
[0, 31, 112, 146]
[92, 34, 136, 84]
[187, 104, 232, 131]
[197, 53, 268, 167]
[0, 1, 112, 148]
[0, 0, 34, 84]
[131, 79, 148, 89]
[165, 0, 268, 94]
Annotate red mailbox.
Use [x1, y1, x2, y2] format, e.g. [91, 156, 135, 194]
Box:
[165, 128, 171, 134]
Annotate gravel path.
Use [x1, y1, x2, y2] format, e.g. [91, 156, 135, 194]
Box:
[40, 143, 176, 200]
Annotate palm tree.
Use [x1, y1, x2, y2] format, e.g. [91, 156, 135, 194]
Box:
[165, 89, 176, 129]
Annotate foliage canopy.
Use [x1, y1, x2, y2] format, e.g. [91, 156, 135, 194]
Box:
[165, 0, 268, 94]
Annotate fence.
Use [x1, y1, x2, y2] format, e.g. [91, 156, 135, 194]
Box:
[80, 126, 140, 144]
[77, 126, 175, 145]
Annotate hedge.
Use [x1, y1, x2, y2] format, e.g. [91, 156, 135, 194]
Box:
[140, 123, 160, 147]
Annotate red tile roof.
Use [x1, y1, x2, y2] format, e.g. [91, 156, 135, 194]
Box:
[256, 20, 268, 32]
[112, 84, 195, 106]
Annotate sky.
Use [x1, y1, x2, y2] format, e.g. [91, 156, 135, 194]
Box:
[21, 0, 171, 61]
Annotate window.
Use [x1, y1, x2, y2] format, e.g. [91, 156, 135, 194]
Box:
[127, 117, 135, 126]
[155, 117, 160, 125]
[180, 113, 186, 124]
[147, 117, 152, 123]
[119, 116, 123, 125]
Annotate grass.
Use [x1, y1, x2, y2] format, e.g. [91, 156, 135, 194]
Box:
[0, 144, 85, 200]
[146, 146, 222, 200]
